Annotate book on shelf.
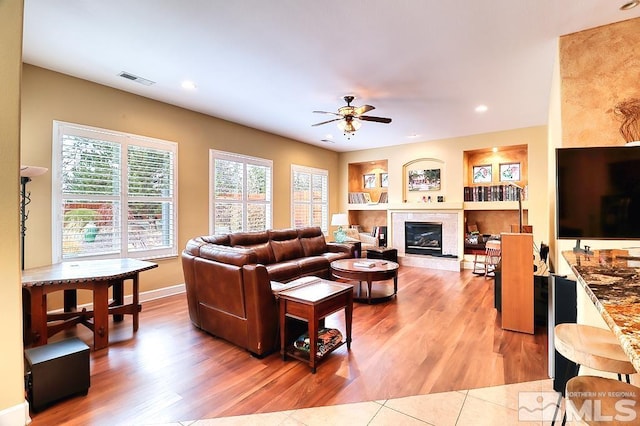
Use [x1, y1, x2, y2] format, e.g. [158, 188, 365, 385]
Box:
[378, 192, 388, 203]
[463, 185, 527, 202]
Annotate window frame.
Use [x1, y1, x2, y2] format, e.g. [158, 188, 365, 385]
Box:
[290, 164, 329, 233]
[51, 121, 178, 263]
[209, 149, 273, 235]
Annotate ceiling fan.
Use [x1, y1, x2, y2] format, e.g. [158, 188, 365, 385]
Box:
[312, 95, 392, 139]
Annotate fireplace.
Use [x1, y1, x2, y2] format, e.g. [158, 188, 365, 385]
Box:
[405, 222, 442, 256]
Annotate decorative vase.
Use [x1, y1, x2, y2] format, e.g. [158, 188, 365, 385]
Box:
[84, 222, 98, 242]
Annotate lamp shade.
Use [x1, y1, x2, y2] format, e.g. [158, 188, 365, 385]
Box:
[20, 165, 48, 178]
[331, 213, 348, 227]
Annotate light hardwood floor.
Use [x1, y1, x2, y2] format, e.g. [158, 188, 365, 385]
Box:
[28, 266, 548, 426]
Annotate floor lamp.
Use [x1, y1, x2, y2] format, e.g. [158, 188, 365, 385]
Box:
[20, 165, 48, 270]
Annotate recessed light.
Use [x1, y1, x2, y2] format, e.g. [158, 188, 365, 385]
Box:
[407, 134, 421, 138]
[181, 80, 197, 90]
[492, 147, 498, 153]
[475, 105, 488, 113]
[620, 1, 639, 10]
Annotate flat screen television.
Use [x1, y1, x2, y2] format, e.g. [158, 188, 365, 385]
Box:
[556, 146, 640, 242]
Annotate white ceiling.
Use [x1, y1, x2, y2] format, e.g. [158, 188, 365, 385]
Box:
[22, 1, 640, 152]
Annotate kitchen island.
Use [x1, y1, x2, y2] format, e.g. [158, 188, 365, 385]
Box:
[562, 249, 640, 372]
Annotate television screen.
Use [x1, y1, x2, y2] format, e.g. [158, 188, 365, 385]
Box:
[556, 146, 640, 240]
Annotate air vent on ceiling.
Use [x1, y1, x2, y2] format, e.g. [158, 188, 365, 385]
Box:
[118, 71, 155, 86]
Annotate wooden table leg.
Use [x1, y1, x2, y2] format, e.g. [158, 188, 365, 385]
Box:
[280, 299, 287, 361]
[345, 292, 353, 350]
[132, 274, 140, 332]
[93, 283, 109, 350]
[28, 287, 48, 346]
[309, 308, 318, 374]
[366, 279, 373, 304]
[112, 279, 124, 322]
[64, 289, 77, 312]
[393, 274, 398, 295]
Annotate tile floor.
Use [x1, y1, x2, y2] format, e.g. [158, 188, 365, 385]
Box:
[154, 379, 566, 425]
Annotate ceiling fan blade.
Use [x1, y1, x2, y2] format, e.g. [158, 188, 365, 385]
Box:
[359, 115, 392, 124]
[312, 118, 342, 126]
[313, 110, 342, 116]
[354, 104, 375, 115]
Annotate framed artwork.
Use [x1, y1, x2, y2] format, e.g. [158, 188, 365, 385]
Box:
[408, 168, 441, 191]
[472, 165, 492, 183]
[380, 172, 389, 188]
[500, 162, 520, 181]
[363, 173, 377, 189]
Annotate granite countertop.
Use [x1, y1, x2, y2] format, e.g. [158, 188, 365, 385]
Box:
[562, 249, 640, 372]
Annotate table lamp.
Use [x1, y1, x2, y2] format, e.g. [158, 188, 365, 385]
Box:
[331, 213, 349, 243]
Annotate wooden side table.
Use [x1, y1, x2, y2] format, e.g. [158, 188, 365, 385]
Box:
[277, 279, 353, 373]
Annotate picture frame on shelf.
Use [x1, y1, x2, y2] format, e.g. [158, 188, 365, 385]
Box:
[380, 172, 388, 188]
[472, 165, 492, 183]
[407, 168, 441, 191]
[363, 173, 377, 189]
[499, 162, 520, 182]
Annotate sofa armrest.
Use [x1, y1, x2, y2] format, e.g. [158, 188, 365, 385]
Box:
[326, 242, 357, 257]
[359, 232, 379, 247]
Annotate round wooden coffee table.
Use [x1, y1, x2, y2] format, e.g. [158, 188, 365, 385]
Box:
[330, 258, 399, 303]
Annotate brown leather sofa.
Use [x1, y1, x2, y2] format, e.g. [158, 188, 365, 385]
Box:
[181, 226, 355, 356]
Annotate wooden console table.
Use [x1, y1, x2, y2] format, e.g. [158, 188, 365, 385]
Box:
[22, 258, 157, 350]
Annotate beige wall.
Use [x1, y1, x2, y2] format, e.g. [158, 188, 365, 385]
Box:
[0, 0, 29, 423]
[337, 126, 549, 250]
[560, 17, 640, 147]
[21, 65, 340, 304]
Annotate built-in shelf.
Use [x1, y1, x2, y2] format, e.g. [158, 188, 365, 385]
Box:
[463, 201, 528, 211]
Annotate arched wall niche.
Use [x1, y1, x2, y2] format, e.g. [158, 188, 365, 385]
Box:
[402, 157, 445, 203]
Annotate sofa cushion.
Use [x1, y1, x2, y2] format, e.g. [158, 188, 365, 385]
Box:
[299, 235, 328, 257]
[238, 242, 275, 265]
[297, 256, 329, 275]
[265, 261, 301, 283]
[229, 231, 275, 264]
[269, 229, 304, 262]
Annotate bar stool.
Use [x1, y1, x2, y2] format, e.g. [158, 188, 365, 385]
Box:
[552, 323, 636, 424]
[565, 376, 640, 425]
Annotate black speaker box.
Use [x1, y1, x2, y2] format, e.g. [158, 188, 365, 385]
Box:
[24, 337, 90, 412]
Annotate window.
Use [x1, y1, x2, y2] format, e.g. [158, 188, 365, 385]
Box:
[291, 165, 328, 232]
[52, 122, 178, 262]
[210, 150, 272, 234]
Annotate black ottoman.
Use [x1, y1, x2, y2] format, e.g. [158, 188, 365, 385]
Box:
[366, 247, 398, 263]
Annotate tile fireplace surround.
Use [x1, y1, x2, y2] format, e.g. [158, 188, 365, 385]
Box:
[390, 207, 464, 272]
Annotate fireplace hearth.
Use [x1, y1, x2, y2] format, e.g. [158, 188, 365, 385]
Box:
[405, 222, 442, 256]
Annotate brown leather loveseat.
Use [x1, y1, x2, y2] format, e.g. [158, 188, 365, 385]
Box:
[181, 226, 355, 356]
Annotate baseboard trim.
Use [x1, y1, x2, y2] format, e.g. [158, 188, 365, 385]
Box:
[0, 400, 31, 425]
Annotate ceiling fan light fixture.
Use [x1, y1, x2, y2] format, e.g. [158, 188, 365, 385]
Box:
[337, 118, 361, 134]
